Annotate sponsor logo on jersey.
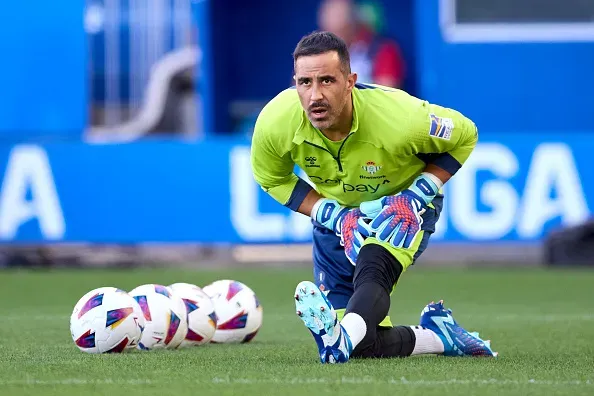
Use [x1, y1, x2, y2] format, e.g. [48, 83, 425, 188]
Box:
[308, 176, 340, 185]
[342, 179, 391, 193]
[359, 174, 386, 180]
[305, 156, 320, 168]
[308, 176, 391, 193]
[429, 114, 454, 140]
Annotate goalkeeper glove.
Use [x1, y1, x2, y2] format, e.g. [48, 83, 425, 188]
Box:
[359, 173, 441, 249]
[312, 199, 369, 265]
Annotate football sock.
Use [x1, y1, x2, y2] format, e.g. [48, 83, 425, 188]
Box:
[354, 325, 416, 358]
[409, 325, 445, 355]
[342, 244, 403, 351]
[378, 326, 417, 357]
[340, 312, 366, 347]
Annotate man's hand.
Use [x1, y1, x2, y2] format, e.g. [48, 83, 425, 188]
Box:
[312, 199, 370, 265]
[337, 208, 371, 265]
[359, 191, 426, 249]
[358, 173, 441, 249]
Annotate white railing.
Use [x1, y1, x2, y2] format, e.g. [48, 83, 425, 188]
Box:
[85, 0, 196, 141]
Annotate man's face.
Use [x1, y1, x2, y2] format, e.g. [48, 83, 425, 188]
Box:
[294, 51, 356, 131]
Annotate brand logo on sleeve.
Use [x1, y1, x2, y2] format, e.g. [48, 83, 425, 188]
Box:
[429, 114, 454, 140]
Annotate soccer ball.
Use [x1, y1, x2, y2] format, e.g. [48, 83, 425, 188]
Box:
[169, 282, 218, 347]
[70, 287, 144, 354]
[128, 284, 188, 350]
[169, 282, 208, 299]
[202, 280, 263, 343]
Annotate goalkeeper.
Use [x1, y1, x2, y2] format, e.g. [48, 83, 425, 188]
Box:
[250, 31, 497, 363]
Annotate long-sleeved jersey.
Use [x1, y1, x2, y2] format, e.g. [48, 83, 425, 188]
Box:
[251, 83, 478, 209]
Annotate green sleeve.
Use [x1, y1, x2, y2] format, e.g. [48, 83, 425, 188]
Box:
[408, 101, 479, 167]
[250, 122, 299, 206]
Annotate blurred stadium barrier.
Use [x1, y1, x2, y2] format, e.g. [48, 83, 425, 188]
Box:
[1, 1, 593, 269]
[0, 132, 590, 267]
[86, 0, 197, 136]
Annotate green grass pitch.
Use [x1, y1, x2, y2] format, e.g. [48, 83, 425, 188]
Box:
[0, 266, 593, 395]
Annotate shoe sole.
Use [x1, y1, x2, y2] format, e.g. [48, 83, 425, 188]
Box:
[294, 281, 336, 337]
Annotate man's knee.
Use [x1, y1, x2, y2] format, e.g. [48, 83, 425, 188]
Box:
[353, 244, 403, 293]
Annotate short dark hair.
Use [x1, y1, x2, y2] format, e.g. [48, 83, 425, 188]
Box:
[293, 31, 351, 74]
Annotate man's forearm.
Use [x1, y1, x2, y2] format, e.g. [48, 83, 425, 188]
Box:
[297, 189, 324, 217]
[423, 163, 452, 185]
[298, 163, 450, 218]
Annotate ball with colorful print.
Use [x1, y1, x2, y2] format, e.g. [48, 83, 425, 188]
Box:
[169, 282, 218, 347]
[70, 287, 145, 354]
[202, 280, 263, 344]
[128, 284, 188, 350]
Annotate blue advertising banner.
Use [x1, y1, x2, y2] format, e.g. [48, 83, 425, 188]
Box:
[0, 133, 591, 244]
[414, 0, 594, 134]
[0, 1, 87, 140]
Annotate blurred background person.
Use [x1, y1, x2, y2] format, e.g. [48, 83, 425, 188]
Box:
[317, 0, 406, 88]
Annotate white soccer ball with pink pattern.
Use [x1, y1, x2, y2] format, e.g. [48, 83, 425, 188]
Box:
[202, 280, 263, 344]
[70, 287, 144, 354]
[169, 282, 218, 347]
[128, 284, 188, 350]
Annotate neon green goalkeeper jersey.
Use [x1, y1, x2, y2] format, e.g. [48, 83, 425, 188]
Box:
[251, 83, 478, 208]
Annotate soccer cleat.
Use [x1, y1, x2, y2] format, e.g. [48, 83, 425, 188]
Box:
[294, 281, 352, 363]
[419, 300, 498, 357]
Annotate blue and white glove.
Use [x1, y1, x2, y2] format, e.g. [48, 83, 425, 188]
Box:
[312, 199, 369, 265]
[358, 173, 441, 249]
[338, 208, 373, 265]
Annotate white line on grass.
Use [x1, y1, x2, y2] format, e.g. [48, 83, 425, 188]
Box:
[211, 377, 593, 387]
[275, 313, 594, 323]
[1, 377, 592, 387]
[488, 314, 594, 322]
[1, 379, 154, 386]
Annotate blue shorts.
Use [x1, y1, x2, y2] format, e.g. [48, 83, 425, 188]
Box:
[312, 196, 443, 310]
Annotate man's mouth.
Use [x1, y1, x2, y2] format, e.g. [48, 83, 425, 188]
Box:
[310, 107, 328, 118]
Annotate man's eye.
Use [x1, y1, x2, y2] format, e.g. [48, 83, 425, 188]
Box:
[300, 80, 310, 85]
[322, 79, 332, 84]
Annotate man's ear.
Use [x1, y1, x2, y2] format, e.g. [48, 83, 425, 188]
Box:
[347, 72, 357, 90]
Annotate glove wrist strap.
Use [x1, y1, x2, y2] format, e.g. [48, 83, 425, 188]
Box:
[311, 198, 326, 221]
[408, 172, 441, 204]
[312, 198, 347, 233]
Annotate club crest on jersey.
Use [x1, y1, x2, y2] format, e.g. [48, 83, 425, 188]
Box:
[429, 114, 454, 140]
[362, 161, 382, 175]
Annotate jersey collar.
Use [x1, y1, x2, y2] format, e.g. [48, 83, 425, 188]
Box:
[292, 88, 382, 149]
[292, 90, 360, 145]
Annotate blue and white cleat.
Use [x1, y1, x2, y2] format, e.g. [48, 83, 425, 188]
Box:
[294, 281, 353, 363]
[420, 300, 498, 357]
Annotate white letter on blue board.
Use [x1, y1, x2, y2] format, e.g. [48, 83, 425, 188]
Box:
[518, 143, 589, 238]
[449, 143, 519, 240]
[0, 146, 65, 240]
[230, 147, 285, 241]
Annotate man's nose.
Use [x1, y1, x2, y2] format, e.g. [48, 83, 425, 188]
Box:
[310, 84, 323, 102]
